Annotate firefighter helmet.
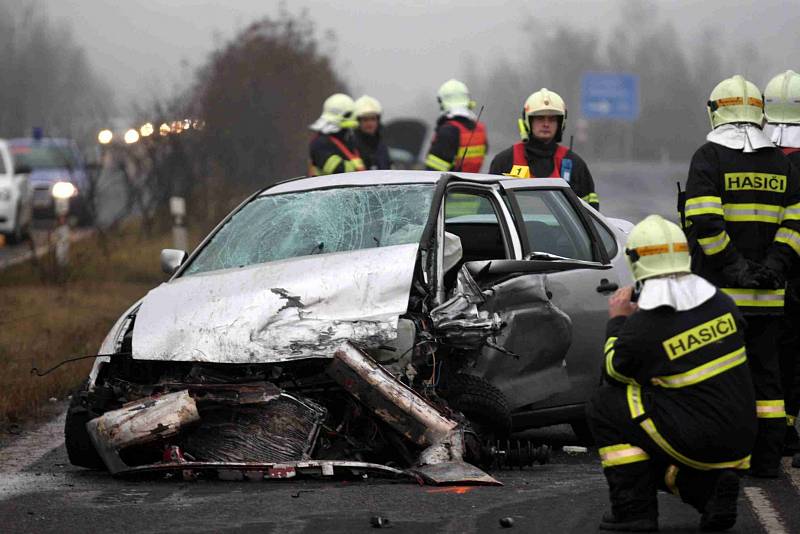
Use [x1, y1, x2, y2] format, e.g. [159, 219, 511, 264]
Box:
[764, 70, 800, 124]
[519, 88, 567, 141]
[437, 79, 473, 112]
[625, 215, 691, 282]
[319, 93, 357, 129]
[707, 75, 764, 129]
[354, 95, 383, 118]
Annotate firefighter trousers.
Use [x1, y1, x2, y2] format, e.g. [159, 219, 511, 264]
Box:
[744, 316, 786, 472]
[586, 386, 735, 521]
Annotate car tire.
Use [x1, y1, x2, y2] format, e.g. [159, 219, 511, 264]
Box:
[6, 205, 24, 245]
[64, 384, 105, 469]
[570, 419, 596, 445]
[444, 374, 512, 438]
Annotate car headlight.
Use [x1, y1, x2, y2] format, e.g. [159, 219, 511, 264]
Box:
[51, 181, 77, 199]
[0, 188, 10, 202]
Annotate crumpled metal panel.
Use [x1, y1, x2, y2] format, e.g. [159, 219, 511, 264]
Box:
[132, 244, 420, 363]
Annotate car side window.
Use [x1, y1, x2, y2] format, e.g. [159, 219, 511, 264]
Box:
[444, 191, 510, 262]
[510, 189, 593, 261]
[590, 216, 618, 258]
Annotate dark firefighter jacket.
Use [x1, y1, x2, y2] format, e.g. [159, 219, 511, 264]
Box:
[424, 116, 488, 173]
[603, 289, 757, 469]
[684, 142, 800, 313]
[308, 131, 365, 176]
[489, 139, 599, 210]
[354, 129, 391, 170]
[782, 147, 800, 312]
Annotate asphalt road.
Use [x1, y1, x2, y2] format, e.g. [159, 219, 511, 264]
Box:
[1, 411, 799, 534]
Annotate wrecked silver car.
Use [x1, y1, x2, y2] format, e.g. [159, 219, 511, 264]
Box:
[65, 171, 632, 483]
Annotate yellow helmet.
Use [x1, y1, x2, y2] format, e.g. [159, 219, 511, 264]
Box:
[320, 93, 357, 128]
[764, 70, 800, 124]
[354, 95, 383, 118]
[437, 79, 473, 112]
[519, 88, 567, 141]
[625, 215, 691, 282]
[707, 75, 764, 129]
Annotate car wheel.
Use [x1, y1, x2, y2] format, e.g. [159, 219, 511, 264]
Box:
[6, 206, 24, 244]
[444, 374, 512, 438]
[570, 419, 596, 445]
[64, 383, 105, 469]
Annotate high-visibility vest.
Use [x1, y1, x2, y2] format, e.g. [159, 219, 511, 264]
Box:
[506, 142, 569, 178]
[308, 134, 366, 176]
[447, 120, 487, 173]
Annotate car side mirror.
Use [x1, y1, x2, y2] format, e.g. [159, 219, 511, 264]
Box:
[160, 249, 188, 275]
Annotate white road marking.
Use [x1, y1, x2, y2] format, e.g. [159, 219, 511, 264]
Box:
[743, 486, 789, 534]
[782, 457, 800, 494]
[0, 410, 66, 474]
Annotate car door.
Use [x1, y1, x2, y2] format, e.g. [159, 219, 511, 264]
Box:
[437, 182, 574, 410]
[498, 179, 626, 411]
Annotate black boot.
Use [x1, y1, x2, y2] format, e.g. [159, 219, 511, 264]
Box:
[793, 451, 800, 468]
[784, 425, 800, 456]
[600, 511, 658, 532]
[699, 470, 740, 532]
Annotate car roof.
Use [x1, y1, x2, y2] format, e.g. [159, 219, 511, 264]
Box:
[263, 170, 571, 195]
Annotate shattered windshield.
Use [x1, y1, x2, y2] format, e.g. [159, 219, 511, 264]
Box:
[183, 184, 435, 275]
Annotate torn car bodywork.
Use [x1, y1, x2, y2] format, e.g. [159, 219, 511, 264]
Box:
[74, 171, 629, 482]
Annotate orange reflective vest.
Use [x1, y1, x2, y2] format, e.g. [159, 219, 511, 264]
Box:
[506, 142, 569, 178]
[447, 120, 487, 173]
[308, 134, 366, 176]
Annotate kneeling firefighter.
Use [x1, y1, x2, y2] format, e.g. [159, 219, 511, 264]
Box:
[308, 93, 365, 176]
[424, 79, 488, 173]
[489, 88, 599, 209]
[587, 215, 757, 532]
[764, 70, 800, 463]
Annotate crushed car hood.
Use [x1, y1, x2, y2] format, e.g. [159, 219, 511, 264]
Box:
[133, 244, 420, 363]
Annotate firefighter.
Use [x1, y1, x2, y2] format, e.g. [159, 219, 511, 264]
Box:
[683, 74, 800, 477]
[764, 70, 800, 463]
[308, 93, 364, 176]
[353, 95, 391, 170]
[424, 79, 488, 173]
[489, 88, 599, 210]
[587, 214, 756, 532]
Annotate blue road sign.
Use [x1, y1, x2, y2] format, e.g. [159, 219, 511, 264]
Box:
[580, 72, 640, 121]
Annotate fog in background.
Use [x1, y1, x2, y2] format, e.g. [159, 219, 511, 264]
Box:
[4, 0, 800, 163]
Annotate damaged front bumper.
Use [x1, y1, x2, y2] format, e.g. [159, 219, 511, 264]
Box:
[85, 342, 512, 485]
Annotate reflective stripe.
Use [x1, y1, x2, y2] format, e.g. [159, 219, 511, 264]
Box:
[599, 444, 650, 468]
[721, 288, 785, 308]
[723, 203, 782, 224]
[605, 338, 639, 385]
[456, 145, 487, 158]
[582, 192, 600, 204]
[604, 336, 617, 354]
[775, 227, 800, 255]
[664, 465, 680, 496]
[697, 230, 730, 256]
[425, 153, 452, 171]
[685, 196, 723, 217]
[626, 384, 646, 418]
[783, 202, 800, 221]
[639, 417, 751, 470]
[650, 348, 746, 388]
[322, 154, 344, 175]
[787, 415, 796, 426]
[625, 385, 750, 470]
[756, 400, 786, 419]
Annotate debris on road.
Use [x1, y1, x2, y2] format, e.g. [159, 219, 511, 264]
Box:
[499, 517, 515, 528]
[562, 446, 588, 455]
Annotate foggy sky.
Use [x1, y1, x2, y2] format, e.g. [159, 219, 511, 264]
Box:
[44, 0, 800, 121]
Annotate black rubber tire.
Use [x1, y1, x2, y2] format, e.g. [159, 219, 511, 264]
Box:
[64, 385, 105, 469]
[444, 374, 512, 438]
[570, 419, 596, 445]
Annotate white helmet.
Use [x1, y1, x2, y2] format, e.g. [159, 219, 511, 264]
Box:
[519, 88, 567, 141]
[312, 93, 357, 131]
[354, 95, 383, 118]
[764, 70, 800, 124]
[625, 215, 691, 283]
[437, 79, 473, 112]
[707, 75, 764, 129]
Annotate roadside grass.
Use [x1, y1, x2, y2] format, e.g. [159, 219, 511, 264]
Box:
[0, 225, 176, 426]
